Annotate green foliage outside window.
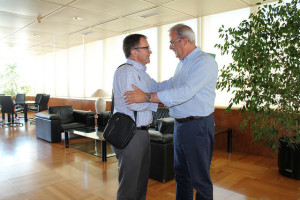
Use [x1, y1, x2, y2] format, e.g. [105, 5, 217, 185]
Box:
[0, 64, 31, 96]
[215, 0, 299, 150]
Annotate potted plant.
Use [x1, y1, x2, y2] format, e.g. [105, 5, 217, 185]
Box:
[215, 0, 299, 179]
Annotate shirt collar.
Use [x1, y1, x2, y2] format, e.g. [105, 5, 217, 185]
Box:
[127, 59, 147, 72]
[181, 47, 202, 64]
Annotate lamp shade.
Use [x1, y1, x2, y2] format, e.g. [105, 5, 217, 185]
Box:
[91, 89, 109, 98]
[91, 89, 109, 114]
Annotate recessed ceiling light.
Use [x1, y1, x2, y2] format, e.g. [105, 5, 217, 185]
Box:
[83, 30, 94, 35]
[73, 16, 83, 21]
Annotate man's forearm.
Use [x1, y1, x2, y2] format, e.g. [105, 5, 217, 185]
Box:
[124, 84, 161, 105]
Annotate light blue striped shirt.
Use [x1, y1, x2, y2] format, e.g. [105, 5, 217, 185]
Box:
[113, 59, 169, 127]
[157, 47, 218, 118]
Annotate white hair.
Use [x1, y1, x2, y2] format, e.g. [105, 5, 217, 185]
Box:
[169, 24, 195, 44]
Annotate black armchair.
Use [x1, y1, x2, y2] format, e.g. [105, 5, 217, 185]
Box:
[0, 96, 23, 127]
[35, 105, 95, 143]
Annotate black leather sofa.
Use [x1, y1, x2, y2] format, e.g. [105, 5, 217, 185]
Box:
[35, 106, 95, 143]
[148, 107, 175, 183]
[97, 107, 175, 183]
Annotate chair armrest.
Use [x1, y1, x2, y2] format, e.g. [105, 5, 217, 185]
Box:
[35, 112, 61, 120]
[73, 110, 95, 127]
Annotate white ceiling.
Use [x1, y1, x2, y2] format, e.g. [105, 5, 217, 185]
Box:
[0, 0, 276, 56]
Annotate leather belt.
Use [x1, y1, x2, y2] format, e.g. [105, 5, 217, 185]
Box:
[136, 125, 150, 130]
[175, 116, 203, 123]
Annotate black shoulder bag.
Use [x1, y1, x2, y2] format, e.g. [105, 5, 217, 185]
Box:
[103, 64, 137, 149]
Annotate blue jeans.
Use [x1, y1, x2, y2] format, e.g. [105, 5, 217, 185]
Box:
[174, 114, 214, 200]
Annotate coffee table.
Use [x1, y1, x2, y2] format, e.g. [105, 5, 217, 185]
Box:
[64, 126, 114, 162]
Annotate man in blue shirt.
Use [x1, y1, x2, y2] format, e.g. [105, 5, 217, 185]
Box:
[112, 34, 167, 200]
[124, 24, 218, 200]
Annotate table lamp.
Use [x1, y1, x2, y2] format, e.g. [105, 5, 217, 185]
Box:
[91, 89, 109, 114]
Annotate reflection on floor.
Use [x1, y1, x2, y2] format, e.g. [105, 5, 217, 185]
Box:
[0, 113, 299, 200]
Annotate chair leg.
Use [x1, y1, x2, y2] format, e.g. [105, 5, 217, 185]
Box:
[228, 128, 232, 153]
[64, 131, 69, 148]
[1, 113, 23, 127]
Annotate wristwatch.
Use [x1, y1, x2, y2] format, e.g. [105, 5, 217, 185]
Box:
[145, 93, 151, 102]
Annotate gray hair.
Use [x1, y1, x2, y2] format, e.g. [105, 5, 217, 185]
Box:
[169, 24, 195, 44]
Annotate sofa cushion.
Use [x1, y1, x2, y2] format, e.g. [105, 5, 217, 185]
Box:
[61, 122, 86, 130]
[49, 106, 75, 124]
[149, 129, 173, 144]
[157, 117, 174, 134]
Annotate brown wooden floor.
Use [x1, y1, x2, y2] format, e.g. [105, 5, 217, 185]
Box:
[0, 113, 299, 200]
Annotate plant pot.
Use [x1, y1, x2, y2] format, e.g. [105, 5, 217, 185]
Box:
[278, 137, 300, 180]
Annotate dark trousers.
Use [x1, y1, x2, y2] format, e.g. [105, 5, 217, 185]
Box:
[174, 114, 214, 200]
[111, 130, 150, 200]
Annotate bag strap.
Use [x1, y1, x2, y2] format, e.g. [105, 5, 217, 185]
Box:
[111, 63, 137, 123]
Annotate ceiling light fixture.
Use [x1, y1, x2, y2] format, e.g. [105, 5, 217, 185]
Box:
[140, 12, 160, 18]
[73, 16, 83, 21]
[82, 30, 94, 35]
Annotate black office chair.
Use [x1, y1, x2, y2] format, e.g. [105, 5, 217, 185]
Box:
[14, 93, 26, 118]
[29, 94, 50, 124]
[0, 96, 23, 127]
[0, 94, 4, 124]
[15, 93, 26, 106]
[33, 93, 46, 107]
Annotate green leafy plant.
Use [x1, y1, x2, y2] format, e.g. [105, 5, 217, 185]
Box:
[215, 0, 299, 150]
[0, 64, 31, 96]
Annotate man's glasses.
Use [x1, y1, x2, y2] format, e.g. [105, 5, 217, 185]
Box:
[134, 46, 151, 51]
[170, 39, 182, 47]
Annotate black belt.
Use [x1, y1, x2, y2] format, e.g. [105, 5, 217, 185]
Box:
[175, 116, 204, 123]
[136, 126, 150, 130]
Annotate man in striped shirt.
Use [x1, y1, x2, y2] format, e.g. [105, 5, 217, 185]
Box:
[112, 34, 169, 200]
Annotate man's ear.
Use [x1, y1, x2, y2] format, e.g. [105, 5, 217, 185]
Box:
[130, 49, 138, 58]
[182, 37, 189, 46]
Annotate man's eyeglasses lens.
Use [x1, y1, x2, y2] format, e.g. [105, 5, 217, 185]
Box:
[134, 46, 151, 51]
[170, 39, 182, 47]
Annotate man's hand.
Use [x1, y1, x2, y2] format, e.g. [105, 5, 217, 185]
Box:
[124, 84, 146, 105]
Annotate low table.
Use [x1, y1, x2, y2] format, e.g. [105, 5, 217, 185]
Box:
[64, 126, 114, 162]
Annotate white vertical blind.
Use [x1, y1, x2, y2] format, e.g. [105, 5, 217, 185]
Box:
[68, 45, 84, 97]
[103, 35, 126, 93]
[43, 52, 56, 96]
[85, 40, 104, 97]
[33, 56, 45, 94]
[55, 49, 68, 97]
